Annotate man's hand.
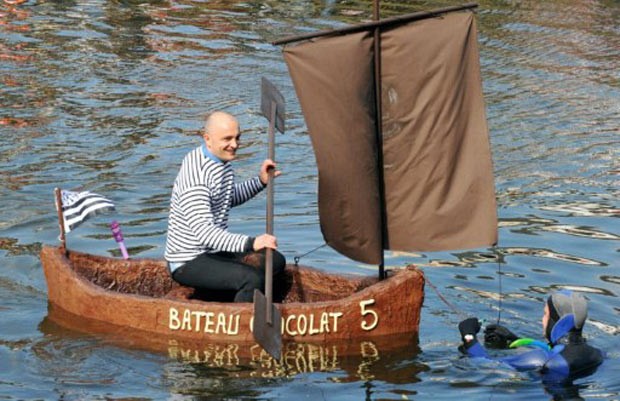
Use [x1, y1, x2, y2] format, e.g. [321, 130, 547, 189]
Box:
[259, 159, 281, 185]
[484, 324, 519, 349]
[253, 234, 278, 251]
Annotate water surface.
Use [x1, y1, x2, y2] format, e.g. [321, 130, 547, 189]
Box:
[1, 0, 618, 399]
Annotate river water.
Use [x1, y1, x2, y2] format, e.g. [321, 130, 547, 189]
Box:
[1, 0, 618, 399]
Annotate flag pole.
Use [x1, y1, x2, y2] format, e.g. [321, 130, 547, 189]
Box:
[54, 187, 67, 255]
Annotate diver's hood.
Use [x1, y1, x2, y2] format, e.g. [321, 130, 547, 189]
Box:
[545, 290, 588, 344]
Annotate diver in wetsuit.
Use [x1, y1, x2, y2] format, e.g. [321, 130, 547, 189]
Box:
[458, 290, 604, 383]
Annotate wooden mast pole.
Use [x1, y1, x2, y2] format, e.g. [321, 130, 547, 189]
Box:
[54, 187, 67, 255]
[373, 0, 387, 280]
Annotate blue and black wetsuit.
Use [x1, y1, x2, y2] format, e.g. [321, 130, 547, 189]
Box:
[459, 290, 604, 382]
[464, 331, 604, 381]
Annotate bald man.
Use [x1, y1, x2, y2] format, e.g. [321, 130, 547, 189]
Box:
[165, 111, 285, 302]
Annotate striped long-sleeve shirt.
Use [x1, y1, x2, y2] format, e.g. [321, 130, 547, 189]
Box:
[165, 145, 265, 264]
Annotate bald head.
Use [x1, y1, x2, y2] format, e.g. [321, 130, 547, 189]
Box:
[204, 111, 239, 136]
[202, 111, 241, 162]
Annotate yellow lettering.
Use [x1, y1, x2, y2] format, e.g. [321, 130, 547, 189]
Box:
[216, 313, 227, 334]
[204, 312, 215, 333]
[228, 314, 240, 335]
[330, 312, 343, 332]
[297, 314, 308, 335]
[308, 314, 320, 335]
[181, 309, 192, 331]
[360, 299, 379, 331]
[320, 312, 330, 333]
[169, 307, 180, 330]
[285, 314, 297, 336]
[192, 311, 206, 332]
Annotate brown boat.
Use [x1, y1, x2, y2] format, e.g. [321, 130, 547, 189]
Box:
[40, 246, 424, 352]
[41, 4, 498, 358]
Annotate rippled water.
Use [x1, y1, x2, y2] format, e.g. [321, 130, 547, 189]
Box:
[1, 0, 618, 399]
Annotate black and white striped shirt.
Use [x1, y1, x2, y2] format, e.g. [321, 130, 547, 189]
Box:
[165, 145, 265, 266]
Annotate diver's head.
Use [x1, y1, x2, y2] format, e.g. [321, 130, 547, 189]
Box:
[543, 290, 588, 343]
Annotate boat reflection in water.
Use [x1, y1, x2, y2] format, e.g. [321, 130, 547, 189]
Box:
[39, 304, 423, 381]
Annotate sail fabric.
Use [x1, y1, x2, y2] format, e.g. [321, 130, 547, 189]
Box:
[283, 11, 497, 264]
[284, 32, 384, 264]
[380, 12, 498, 251]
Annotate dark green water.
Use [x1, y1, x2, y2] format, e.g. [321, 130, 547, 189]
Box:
[0, 0, 618, 399]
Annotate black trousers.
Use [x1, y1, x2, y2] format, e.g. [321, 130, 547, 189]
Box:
[171, 249, 286, 302]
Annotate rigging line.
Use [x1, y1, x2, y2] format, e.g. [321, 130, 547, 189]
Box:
[293, 243, 327, 266]
[424, 273, 467, 319]
[495, 246, 503, 325]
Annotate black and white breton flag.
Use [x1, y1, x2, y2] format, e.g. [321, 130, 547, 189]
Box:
[59, 190, 115, 233]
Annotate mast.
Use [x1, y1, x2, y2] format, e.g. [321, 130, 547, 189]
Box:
[373, 0, 387, 280]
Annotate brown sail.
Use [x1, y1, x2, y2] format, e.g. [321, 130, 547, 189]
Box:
[284, 31, 384, 264]
[283, 10, 497, 264]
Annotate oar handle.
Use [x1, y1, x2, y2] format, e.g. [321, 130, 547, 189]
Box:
[265, 100, 277, 324]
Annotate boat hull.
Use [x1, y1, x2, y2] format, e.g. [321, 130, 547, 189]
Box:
[40, 246, 424, 352]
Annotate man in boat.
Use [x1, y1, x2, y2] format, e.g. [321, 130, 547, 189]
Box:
[458, 290, 604, 384]
[165, 111, 285, 302]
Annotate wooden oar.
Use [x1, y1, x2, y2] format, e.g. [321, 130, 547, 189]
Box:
[253, 77, 285, 360]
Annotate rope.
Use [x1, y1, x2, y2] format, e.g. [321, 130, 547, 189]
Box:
[293, 242, 327, 266]
[424, 273, 467, 319]
[495, 246, 503, 325]
[425, 247, 505, 323]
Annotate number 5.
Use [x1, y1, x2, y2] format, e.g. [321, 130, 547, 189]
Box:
[360, 299, 378, 331]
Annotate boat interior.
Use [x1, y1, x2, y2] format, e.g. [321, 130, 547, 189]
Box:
[67, 250, 378, 304]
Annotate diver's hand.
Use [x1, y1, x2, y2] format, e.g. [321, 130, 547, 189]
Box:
[458, 317, 481, 353]
[459, 317, 481, 341]
[484, 324, 519, 349]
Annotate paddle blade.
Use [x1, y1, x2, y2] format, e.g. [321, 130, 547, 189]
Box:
[253, 289, 282, 360]
[260, 77, 285, 134]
